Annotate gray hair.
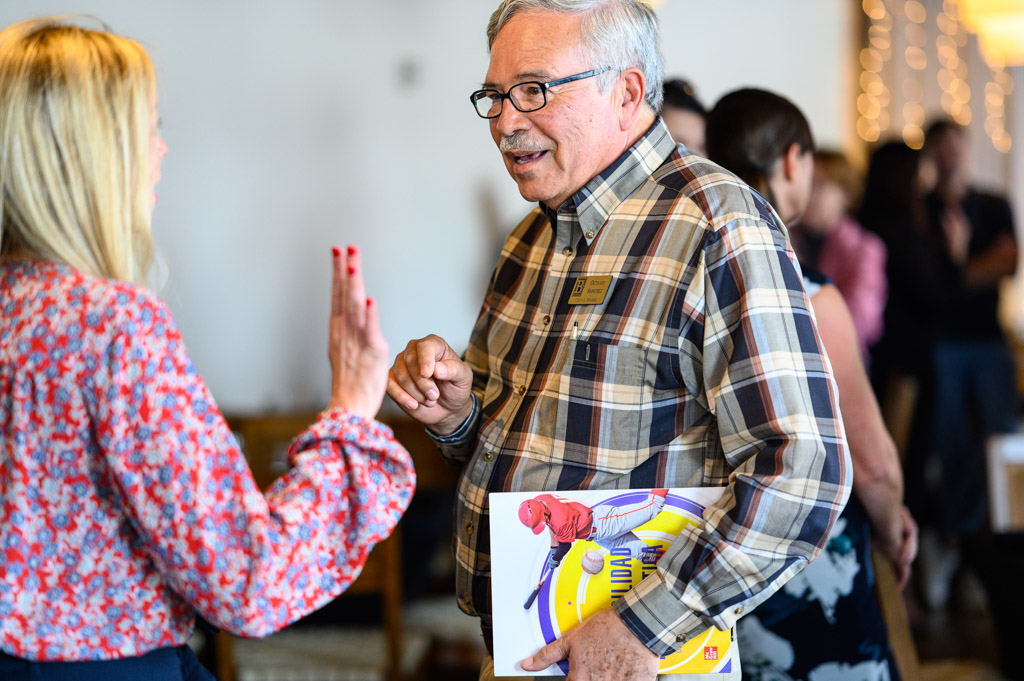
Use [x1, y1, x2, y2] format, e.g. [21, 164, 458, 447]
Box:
[486, 0, 664, 113]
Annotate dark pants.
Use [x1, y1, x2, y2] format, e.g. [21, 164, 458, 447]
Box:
[0, 645, 215, 681]
[931, 339, 1017, 535]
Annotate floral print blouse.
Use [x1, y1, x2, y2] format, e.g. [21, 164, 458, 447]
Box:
[0, 261, 415, 661]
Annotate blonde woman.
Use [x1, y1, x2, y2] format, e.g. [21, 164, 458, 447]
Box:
[0, 18, 414, 680]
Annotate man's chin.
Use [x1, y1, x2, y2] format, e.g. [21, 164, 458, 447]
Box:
[509, 178, 554, 205]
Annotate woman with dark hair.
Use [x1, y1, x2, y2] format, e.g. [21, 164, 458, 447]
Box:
[705, 88, 815, 223]
[661, 78, 706, 155]
[861, 142, 942, 377]
[707, 89, 916, 681]
[860, 143, 945, 571]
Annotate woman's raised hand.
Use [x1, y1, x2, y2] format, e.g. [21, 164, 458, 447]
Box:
[326, 245, 390, 419]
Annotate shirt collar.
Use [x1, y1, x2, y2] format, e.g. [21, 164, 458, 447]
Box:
[539, 117, 677, 245]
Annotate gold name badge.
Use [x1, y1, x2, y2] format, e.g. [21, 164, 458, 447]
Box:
[568, 275, 613, 305]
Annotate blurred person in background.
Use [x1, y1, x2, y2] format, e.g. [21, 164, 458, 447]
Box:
[0, 18, 414, 680]
[860, 142, 943, 567]
[797, 150, 887, 361]
[660, 77, 706, 155]
[914, 119, 1019, 608]
[707, 88, 917, 681]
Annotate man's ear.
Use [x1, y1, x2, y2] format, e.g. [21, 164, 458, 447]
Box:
[782, 142, 803, 181]
[617, 67, 647, 131]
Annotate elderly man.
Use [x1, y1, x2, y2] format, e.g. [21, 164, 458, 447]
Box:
[387, 1, 850, 679]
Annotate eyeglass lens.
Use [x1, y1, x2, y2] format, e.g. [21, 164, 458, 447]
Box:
[474, 82, 547, 118]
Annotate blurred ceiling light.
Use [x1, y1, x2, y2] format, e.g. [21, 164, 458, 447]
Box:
[958, 0, 1024, 65]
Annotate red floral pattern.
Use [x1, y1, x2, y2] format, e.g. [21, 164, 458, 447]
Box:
[0, 261, 415, 661]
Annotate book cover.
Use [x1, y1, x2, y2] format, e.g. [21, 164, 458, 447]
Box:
[490, 487, 739, 677]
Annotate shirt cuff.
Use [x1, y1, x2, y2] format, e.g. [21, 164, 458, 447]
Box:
[426, 393, 479, 445]
[611, 572, 708, 658]
[287, 406, 396, 462]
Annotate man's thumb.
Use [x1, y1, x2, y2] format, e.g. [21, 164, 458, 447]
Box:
[436, 358, 471, 385]
[520, 636, 570, 672]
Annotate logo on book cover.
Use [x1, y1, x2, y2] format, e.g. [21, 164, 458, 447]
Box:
[704, 646, 718, 661]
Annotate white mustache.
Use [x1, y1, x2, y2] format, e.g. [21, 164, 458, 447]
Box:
[499, 132, 547, 153]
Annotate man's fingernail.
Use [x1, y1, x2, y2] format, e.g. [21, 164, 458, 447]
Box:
[426, 390, 439, 401]
[332, 246, 341, 257]
[522, 657, 533, 667]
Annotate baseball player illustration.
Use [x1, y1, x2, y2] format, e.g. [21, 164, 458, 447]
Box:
[517, 489, 669, 582]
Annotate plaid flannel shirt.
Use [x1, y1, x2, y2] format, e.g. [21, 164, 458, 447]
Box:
[435, 119, 850, 656]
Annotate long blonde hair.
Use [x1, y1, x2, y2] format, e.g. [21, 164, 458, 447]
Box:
[0, 17, 155, 283]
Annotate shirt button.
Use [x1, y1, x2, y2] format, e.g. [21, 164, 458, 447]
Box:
[516, 385, 526, 396]
[734, 606, 744, 615]
[542, 315, 551, 325]
[585, 230, 595, 240]
[483, 451, 494, 461]
[465, 522, 475, 534]
[562, 247, 573, 256]
[675, 634, 686, 643]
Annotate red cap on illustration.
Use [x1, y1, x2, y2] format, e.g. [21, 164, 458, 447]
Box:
[518, 498, 546, 534]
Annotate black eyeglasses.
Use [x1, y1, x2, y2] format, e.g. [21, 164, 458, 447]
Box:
[470, 67, 615, 119]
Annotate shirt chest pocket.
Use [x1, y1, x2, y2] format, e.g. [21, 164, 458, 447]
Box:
[552, 339, 651, 474]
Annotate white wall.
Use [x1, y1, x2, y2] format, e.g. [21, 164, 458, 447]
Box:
[0, 2, 851, 413]
[657, 1, 854, 150]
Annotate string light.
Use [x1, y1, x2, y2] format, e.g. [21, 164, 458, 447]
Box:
[902, 0, 927, 148]
[858, 0, 893, 142]
[859, 0, 1016, 154]
[936, 1, 971, 127]
[985, 63, 1012, 152]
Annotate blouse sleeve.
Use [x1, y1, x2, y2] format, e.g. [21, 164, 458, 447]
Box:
[90, 294, 415, 637]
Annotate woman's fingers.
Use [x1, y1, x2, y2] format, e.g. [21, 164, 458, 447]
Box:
[345, 244, 367, 329]
[326, 244, 389, 418]
[364, 297, 389, 355]
[331, 246, 344, 317]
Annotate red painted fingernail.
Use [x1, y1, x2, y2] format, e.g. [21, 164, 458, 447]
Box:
[332, 246, 341, 257]
[366, 298, 374, 307]
[347, 245, 356, 256]
[347, 266, 356, 276]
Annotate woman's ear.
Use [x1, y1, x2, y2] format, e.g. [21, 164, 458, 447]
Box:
[782, 142, 803, 181]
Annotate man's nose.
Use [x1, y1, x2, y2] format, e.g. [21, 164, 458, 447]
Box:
[493, 100, 530, 138]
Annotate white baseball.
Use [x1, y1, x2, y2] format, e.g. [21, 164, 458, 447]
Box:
[581, 550, 605, 575]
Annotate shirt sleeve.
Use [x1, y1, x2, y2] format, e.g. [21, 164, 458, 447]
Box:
[613, 213, 851, 656]
[91, 294, 416, 637]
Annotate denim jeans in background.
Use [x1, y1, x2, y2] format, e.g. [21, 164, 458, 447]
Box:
[931, 338, 1018, 536]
